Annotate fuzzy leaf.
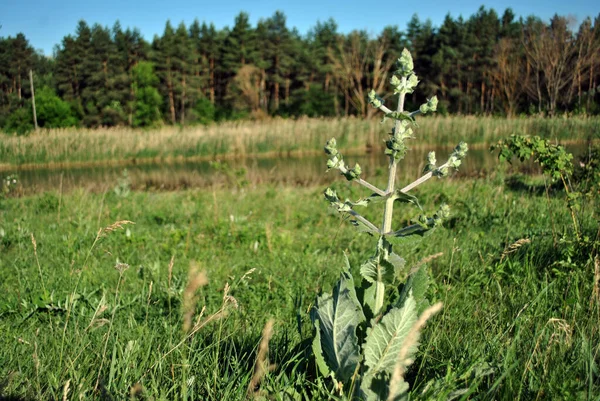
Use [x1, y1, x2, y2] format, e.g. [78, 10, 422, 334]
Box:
[311, 265, 365, 383]
[360, 257, 393, 285]
[363, 295, 418, 376]
[362, 282, 377, 318]
[388, 252, 407, 278]
[393, 190, 423, 211]
[360, 237, 404, 285]
[359, 373, 409, 401]
[312, 319, 332, 378]
[398, 266, 430, 313]
[386, 111, 415, 124]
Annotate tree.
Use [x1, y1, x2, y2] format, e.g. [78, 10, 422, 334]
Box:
[261, 11, 294, 112]
[491, 37, 525, 116]
[330, 31, 394, 117]
[131, 61, 162, 127]
[113, 22, 150, 125]
[523, 15, 579, 115]
[152, 21, 177, 124]
[10, 33, 34, 100]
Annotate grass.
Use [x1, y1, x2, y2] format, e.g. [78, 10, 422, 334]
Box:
[1, 116, 599, 170]
[0, 168, 598, 400]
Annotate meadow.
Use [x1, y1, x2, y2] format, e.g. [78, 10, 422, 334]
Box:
[0, 117, 599, 400]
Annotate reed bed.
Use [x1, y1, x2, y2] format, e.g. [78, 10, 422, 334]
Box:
[1, 116, 598, 170]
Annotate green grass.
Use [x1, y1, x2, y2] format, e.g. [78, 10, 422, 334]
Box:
[1, 116, 599, 170]
[0, 173, 598, 400]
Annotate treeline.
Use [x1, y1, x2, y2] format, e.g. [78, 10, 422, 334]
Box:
[1, 7, 600, 133]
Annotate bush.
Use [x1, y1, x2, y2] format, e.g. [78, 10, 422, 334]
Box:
[3, 106, 33, 135]
[35, 86, 78, 128]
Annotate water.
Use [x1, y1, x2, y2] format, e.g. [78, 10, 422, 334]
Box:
[7, 144, 590, 194]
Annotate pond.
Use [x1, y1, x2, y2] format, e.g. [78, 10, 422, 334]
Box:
[6, 144, 591, 195]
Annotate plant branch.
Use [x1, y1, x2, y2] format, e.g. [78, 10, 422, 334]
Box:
[400, 162, 449, 193]
[348, 210, 380, 234]
[373, 103, 394, 115]
[355, 178, 385, 196]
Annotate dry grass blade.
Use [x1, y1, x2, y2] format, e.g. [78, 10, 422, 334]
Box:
[247, 319, 276, 397]
[500, 238, 531, 262]
[62, 379, 71, 401]
[31, 233, 47, 294]
[182, 262, 208, 333]
[168, 255, 175, 289]
[141, 279, 238, 381]
[99, 220, 135, 237]
[592, 256, 600, 310]
[388, 302, 443, 401]
[409, 252, 444, 275]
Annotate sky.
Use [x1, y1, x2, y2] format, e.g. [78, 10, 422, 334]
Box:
[1, 0, 599, 56]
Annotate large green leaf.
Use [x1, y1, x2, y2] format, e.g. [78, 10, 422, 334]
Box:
[363, 295, 418, 376]
[311, 319, 331, 378]
[398, 265, 430, 313]
[360, 237, 405, 285]
[311, 264, 365, 383]
[359, 373, 409, 401]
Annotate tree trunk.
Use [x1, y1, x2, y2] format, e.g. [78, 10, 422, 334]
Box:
[166, 57, 176, 124]
[17, 73, 21, 100]
[29, 69, 37, 130]
[181, 74, 186, 125]
[274, 81, 280, 111]
[480, 81, 485, 114]
[209, 57, 215, 104]
[344, 93, 349, 116]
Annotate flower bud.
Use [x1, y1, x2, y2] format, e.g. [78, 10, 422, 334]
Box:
[396, 48, 414, 76]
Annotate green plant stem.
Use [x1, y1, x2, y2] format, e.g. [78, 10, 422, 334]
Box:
[374, 77, 408, 315]
[381, 77, 407, 234]
[560, 173, 581, 241]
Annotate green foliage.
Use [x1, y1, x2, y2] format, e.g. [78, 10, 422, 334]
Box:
[132, 62, 162, 127]
[35, 86, 78, 128]
[193, 96, 216, 125]
[491, 134, 573, 180]
[313, 48, 468, 399]
[3, 105, 33, 135]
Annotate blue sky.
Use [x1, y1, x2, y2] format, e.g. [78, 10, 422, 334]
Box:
[1, 0, 598, 56]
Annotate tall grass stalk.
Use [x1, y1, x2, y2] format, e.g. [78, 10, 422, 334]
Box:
[94, 262, 130, 392]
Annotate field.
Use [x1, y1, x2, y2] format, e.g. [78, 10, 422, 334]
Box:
[0, 117, 599, 400]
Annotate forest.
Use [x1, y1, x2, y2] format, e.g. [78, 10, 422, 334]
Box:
[1, 6, 599, 134]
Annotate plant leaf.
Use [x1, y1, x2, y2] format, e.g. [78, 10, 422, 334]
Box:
[359, 372, 409, 401]
[311, 319, 332, 377]
[360, 237, 403, 285]
[363, 295, 418, 376]
[393, 190, 423, 211]
[398, 265, 430, 313]
[311, 264, 365, 383]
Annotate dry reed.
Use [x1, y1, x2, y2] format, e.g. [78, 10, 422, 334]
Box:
[247, 319, 276, 397]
